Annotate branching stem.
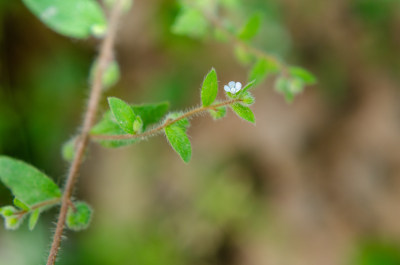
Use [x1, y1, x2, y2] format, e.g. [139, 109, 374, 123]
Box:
[91, 98, 242, 141]
[46, 2, 124, 265]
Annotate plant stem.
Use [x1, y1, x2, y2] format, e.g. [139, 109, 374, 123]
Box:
[14, 198, 61, 219]
[46, 2, 124, 265]
[91, 98, 242, 141]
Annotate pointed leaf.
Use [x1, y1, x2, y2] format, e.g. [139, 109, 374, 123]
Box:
[0, 157, 61, 206]
[14, 198, 30, 211]
[238, 13, 262, 41]
[165, 122, 192, 163]
[201, 68, 218, 107]
[230, 103, 255, 123]
[108, 97, 138, 134]
[240, 80, 256, 94]
[248, 58, 278, 85]
[28, 209, 40, 231]
[172, 7, 209, 39]
[66, 201, 93, 231]
[22, 0, 107, 39]
[289, 67, 316, 85]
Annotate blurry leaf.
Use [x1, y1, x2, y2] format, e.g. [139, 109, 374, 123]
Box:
[66, 201, 93, 231]
[14, 198, 30, 211]
[214, 28, 229, 42]
[230, 103, 255, 123]
[234, 46, 254, 65]
[22, 0, 107, 38]
[274, 75, 304, 103]
[164, 117, 191, 163]
[28, 209, 40, 231]
[5, 216, 22, 230]
[201, 68, 218, 107]
[0, 156, 61, 206]
[353, 240, 400, 265]
[0, 206, 17, 217]
[238, 13, 262, 41]
[209, 106, 227, 120]
[289, 66, 316, 85]
[90, 60, 120, 90]
[108, 97, 141, 134]
[62, 137, 77, 162]
[172, 7, 209, 38]
[91, 102, 169, 148]
[248, 58, 278, 85]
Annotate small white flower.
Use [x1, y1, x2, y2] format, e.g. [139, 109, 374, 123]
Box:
[224, 81, 242, 94]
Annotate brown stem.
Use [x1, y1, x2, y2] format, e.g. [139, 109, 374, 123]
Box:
[46, 2, 124, 265]
[90, 98, 241, 141]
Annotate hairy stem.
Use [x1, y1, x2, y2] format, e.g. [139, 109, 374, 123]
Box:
[14, 198, 61, 219]
[46, 2, 124, 265]
[91, 98, 242, 141]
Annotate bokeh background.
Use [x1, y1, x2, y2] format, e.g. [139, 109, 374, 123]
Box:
[1, 0, 400, 264]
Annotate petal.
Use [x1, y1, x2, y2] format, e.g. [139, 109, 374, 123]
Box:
[229, 81, 235, 88]
[224, 85, 230, 92]
[235, 82, 242, 90]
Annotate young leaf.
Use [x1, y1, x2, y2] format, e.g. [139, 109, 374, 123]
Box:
[172, 7, 209, 39]
[22, 0, 107, 39]
[248, 58, 278, 85]
[238, 13, 262, 41]
[289, 67, 316, 85]
[0, 206, 17, 217]
[164, 118, 192, 163]
[201, 68, 218, 107]
[240, 92, 255, 106]
[90, 60, 120, 90]
[240, 80, 256, 94]
[108, 97, 139, 134]
[14, 198, 30, 211]
[0, 156, 61, 206]
[62, 137, 77, 162]
[230, 103, 255, 123]
[5, 216, 22, 230]
[66, 201, 93, 231]
[209, 106, 227, 120]
[28, 209, 40, 231]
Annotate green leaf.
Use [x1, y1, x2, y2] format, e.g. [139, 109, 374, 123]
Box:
[28, 209, 40, 231]
[0, 206, 17, 217]
[230, 103, 255, 123]
[62, 137, 77, 162]
[131, 102, 170, 131]
[201, 68, 218, 107]
[66, 201, 93, 231]
[171, 7, 209, 39]
[240, 80, 256, 93]
[108, 97, 140, 134]
[274, 76, 304, 103]
[91, 102, 169, 148]
[5, 216, 22, 230]
[90, 60, 120, 90]
[209, 106, 227, 120]
[289, 67, 316, 85]
[22, 0, 107, 39]
[240, 91, 255, 105]
[0, 156, 61, 206]
[14, 198, 30, 211]
[238, 13, 262, 41]
[234, 46, 254, 65]
[248, 59, 278, 85]
[164, 119, 192, 163]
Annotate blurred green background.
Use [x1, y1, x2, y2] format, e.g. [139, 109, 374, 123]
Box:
[1, 0, 400, 264]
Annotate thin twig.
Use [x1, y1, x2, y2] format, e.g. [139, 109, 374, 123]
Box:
[14, 198, 61, 219]
[46, 2, 124, 265]
[91, 98, 242, 141]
